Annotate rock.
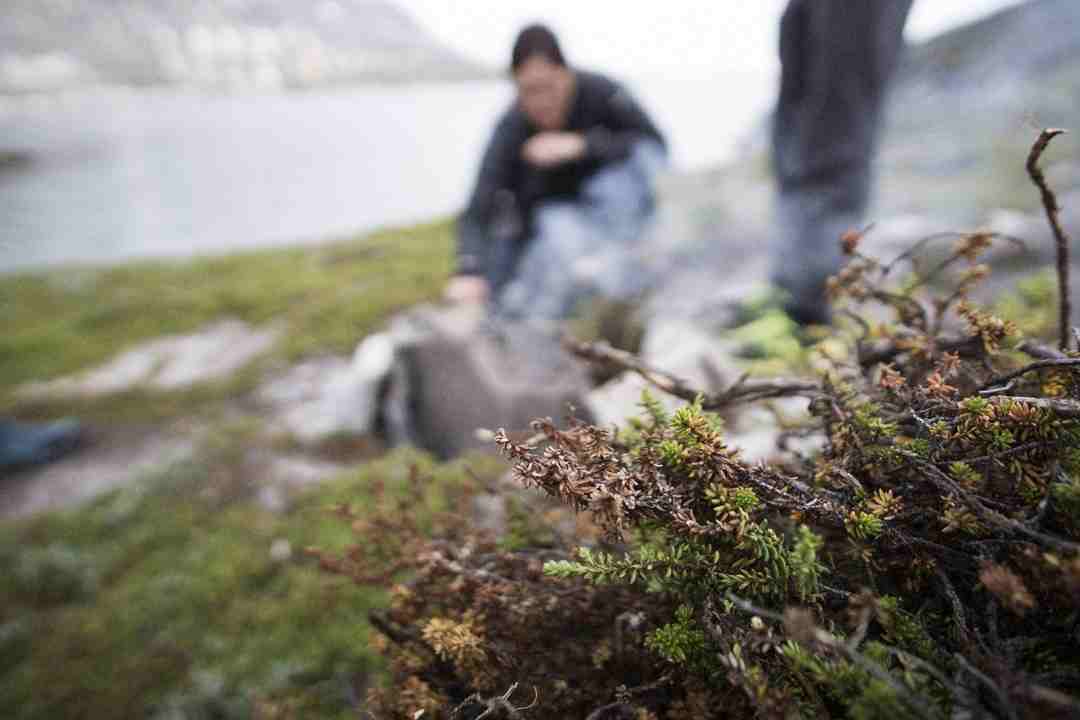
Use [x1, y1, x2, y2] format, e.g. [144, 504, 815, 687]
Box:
[860, 214, 944, 260]
[254, 453, 346, 512]
[151, 320, 281, 389]
[643, 266, 770, 328]
[17, 319, 281, 398]
[725, 427, 782, 463]
[256, 485, 288, 514]
[257, 356, 352, 441]
[470, 493, 507, 536]
[268, 539, 292, 563]
[0, 430, 195, 518]
[1, 0, 486, 93]
[257, 332, 395, 444]
[586, 373, 662, 429]
[725, 396, 822, 464]
[264, 454, 346, 489]
[984, 208, 1043, 242]
[381, 304, 594, 459]
[642, 319, 740, 383]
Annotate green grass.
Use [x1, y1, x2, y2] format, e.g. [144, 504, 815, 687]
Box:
[0, 220, 454, 416]
[0, 218, 516, 718]
[0, 435, 507, 720]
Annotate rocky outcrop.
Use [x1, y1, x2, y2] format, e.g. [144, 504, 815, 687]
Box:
[0, 1, 486, 93]
[17, 319, 282, 398]
[878, 0, 1080, 223]
[260, 303, 595, 458]
[379, 305, 594, 459]
[257, 333, 396, 444]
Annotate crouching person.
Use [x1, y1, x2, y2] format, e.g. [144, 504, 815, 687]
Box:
[445, 24, 668, 322]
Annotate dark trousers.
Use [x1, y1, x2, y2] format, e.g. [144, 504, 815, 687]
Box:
[771, 0, 914, 324]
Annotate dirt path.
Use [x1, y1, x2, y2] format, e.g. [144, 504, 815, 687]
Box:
[0, 425, 196, 518]
[0, 320, 361, 520]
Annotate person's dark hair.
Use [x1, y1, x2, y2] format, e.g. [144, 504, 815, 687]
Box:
[510, 24, 566, 73]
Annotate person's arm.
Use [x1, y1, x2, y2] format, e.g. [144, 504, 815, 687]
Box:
[582, 79, 666, 164]
[455, 113, 521, 279]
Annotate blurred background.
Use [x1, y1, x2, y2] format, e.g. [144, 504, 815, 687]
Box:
[0, 0, 1032, 271]
[3, 2, 1080, 718]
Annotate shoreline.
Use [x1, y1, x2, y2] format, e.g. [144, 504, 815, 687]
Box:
[0, 219, 455, 407]
[0, 73, 503, 104]
[0, 213, 457, 278]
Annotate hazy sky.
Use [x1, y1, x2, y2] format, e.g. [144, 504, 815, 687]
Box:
[398, 0, 1030, 77]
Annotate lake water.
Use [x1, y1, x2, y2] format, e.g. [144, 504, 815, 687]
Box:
[0, 74, 771, 272]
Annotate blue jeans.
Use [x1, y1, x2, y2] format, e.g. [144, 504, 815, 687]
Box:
[494, 140, 668, 322]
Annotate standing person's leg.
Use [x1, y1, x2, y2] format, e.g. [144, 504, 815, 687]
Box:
[773, 168, 871, 326]
[771, 0, 913, 325]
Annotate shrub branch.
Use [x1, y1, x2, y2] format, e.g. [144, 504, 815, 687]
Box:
[1026, 128, 1072, 350]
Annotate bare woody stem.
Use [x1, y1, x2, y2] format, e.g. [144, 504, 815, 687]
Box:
[1026, 129, 1072, 351]
[561, 337, 820, 409]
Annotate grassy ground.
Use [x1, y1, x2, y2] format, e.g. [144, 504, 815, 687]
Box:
[0, 219, 478, 718]
[0, 220, 454, 421]
[0, 205, 1062, 720]
[0, 433, 507, 720]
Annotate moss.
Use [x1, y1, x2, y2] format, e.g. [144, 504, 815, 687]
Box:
[0, 220, 453, 419]
[0, 439, 505, 720]
[498, 495, 562, 552]
[992, 268, 1059, 340]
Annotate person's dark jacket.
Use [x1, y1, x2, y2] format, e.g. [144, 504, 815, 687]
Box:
[456, 70, 665, 277]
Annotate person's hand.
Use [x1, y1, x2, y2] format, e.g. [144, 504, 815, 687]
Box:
[444, 275, 490, 304]
[522, 132, 587, 168]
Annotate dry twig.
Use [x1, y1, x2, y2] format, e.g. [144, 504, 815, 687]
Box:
[1026, 129, 1072, 351]
[1017, 340, 1069, 361]
[562, 337, 820, 409]
[979, 358, 1080, 392]
[452, 682, 539, 719]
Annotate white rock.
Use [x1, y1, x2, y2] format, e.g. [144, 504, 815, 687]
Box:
[0, 432, 195, 518]
[257, 330, 402, 444]
[470, 493, 507, 535]
[350, 332, 396, 381]
[269, 538, 292, 563]
[261, 365, 377, 445]
[641, 319, 736, 390]
[152, 320, 281, 389]
[257, 486, 288, 514]
[586, 372, 663, 429]
[17, 319, 281, 398]
[726, 396, 820, 464]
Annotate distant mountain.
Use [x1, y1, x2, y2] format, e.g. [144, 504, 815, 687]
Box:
[0, 0, 488, 93]
[878, 0, 1080, 219]
[899, 0, 1080, 97]
[730, 0, 1080, 221]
